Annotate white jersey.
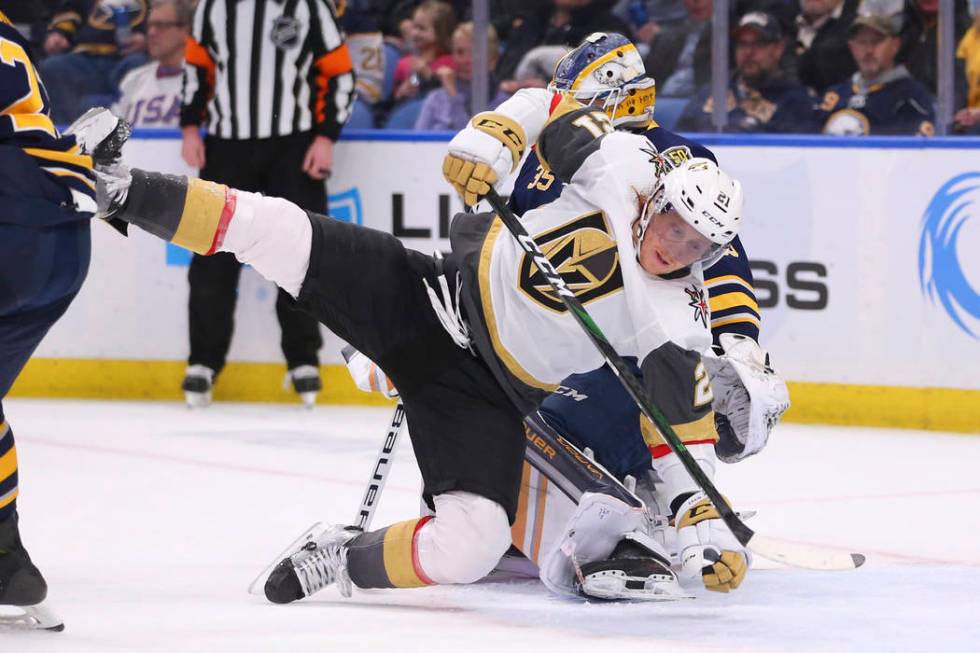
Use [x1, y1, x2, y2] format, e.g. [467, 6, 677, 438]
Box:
[452, 128, 712, 404]
[113, 61, 184, 129]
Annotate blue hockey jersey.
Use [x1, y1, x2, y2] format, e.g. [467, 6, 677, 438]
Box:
[0, 12, 94, 314]
[819, 67, 936, 136]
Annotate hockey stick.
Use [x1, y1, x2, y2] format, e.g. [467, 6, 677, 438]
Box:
[247, 399, 406, 594]
[484, 189, 864, 571]
[352, 400, 406, 531]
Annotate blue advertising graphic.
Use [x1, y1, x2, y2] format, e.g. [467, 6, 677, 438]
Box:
[918, 172, 980, 339]
[326, 187, 363, 225]
[165, 187, 363, 266]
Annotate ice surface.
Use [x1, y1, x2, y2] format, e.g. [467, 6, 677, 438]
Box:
[2, 399, 978, 652]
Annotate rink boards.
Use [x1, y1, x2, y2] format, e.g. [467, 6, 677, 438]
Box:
[11, 131, 980, 432]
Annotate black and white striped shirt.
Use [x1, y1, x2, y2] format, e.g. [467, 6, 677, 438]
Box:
[181, 0, 355, 141]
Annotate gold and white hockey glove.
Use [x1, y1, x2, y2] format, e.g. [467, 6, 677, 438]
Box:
[703, 333, 790, 463]
[443, 111, 527, 206]
[673, 492, 749, 593]
[341, 346, 398, 399]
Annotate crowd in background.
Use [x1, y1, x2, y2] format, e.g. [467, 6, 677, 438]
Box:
[3, 0, 980, 135]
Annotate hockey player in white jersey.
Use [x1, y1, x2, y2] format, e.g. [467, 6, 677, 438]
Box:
[87, 90, 747, 603]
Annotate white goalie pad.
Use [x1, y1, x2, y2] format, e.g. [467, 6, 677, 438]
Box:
[538, 492, 647, 597]
[703, 333, 790, 463]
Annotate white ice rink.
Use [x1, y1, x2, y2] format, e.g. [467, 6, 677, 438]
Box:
[2, 398, 978, 653]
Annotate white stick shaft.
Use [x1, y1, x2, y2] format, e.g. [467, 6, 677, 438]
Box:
[352, 401, 406, 531]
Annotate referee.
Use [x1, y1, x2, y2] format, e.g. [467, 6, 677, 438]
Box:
[180, 0, 355, 407]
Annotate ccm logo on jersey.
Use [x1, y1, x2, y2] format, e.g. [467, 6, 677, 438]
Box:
[554, 385, 588, 401]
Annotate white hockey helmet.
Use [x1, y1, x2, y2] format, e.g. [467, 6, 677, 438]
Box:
[637, 158, 744, 267]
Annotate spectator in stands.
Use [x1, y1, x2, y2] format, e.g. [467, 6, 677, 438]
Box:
[494, 0, 631, 84]
[676, 11, 821, 132]
[415, 22, 508, 130]
[899, 0, 972, 102]
[954, 6, 980, 131]
[40, 0, 149, 124]
[819, 11, 936, 135]
[392, 0, 457, 102]
[794, 0, 860, 93]
[612, 0, 689, 46]
[643, 0, 713, 98]
[499, 45, 571, 94]
[344, 1, 388, 107]
[0, 0, 60, 54]
[112, 0, 190, 128]
[0, 2, 35, 40]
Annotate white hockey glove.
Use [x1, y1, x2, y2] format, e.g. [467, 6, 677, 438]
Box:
[443, 113, 524, 206]
[703, 333, 790, 463]
[673, 491, 750, 593]
[341, 346, 398, 398]
[443, 89, 551, 206]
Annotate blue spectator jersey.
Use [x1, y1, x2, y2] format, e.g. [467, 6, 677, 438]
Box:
[510, 119, 760, 478]
[47, 1, 148, 56]
[0, 12, 94, 315]
[819, 67, 936, 136]
[675, 76, 821, 134]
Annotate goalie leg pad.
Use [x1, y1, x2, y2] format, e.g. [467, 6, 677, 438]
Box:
[537, 492, 646, 597]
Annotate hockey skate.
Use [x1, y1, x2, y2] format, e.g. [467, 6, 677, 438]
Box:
[285, 365, 322, 408]
[182, 365, 215, 408]
[259, 523, 357, 603]
[0, 512, 63, 632]
[578, 533, 692, 602]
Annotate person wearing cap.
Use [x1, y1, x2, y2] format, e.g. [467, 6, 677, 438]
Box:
[676, 11, 821, 133]
[819, 11, 936, 135]
[794, 0, 860, 94]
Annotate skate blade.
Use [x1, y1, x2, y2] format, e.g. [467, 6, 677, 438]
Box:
[0, 603, 65, 632]
[184, 391, 212, 409]
[580, 572, 694, 602]
[299, 392, 317, 409]
[247, 522, 325, 595]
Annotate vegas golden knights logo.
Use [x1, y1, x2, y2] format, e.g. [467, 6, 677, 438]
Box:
[519, 211, 623, 312]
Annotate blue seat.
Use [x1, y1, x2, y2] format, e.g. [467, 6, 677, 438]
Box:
[653, 97, 689, 130]
[346, 98, 375, 129]
[383, 98, 426, 130]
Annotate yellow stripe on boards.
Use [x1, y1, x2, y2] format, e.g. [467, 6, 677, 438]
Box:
[9, 359, 395, 406]
[785, 383, 980, 434]
[7, 358, 979, 434]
